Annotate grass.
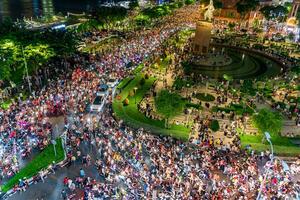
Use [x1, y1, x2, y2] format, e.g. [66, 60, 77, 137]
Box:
[0, 99, 12, 110]
[1, 138, 65, 193]
[1, 94, 29, 110]
[132, 63, 144, 74]
[241, 143, 300, 157]
[172, 78, 194, 90]
[240, 134, 300, 157]
[116, 77, 133, 90]
[113, 73, 190, 141]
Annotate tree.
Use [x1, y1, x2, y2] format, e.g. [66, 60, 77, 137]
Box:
[236, 0, 259, 17]
[155, 90, 184, 128]
[0, 18, 79, 87]
[214, 0, 223, 9]
[185, 0, 195, 5]
[134, 14, 151, 26]
[0, 58, 11, 80]
[260, 5, 288, 22]
[92, 6, 128, 26]
[252, 108, 283, 137]
[23, 44, 55, 73]
[129, 0, 139, 10]
[227, 22, 236, 31]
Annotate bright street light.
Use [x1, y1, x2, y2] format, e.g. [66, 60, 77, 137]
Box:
[257, 132, 275, 200]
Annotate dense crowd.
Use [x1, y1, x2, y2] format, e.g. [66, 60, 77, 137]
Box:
[60, 102, 300, 200]
[1, 4, 300, 200]
[0, 15, 187, 186]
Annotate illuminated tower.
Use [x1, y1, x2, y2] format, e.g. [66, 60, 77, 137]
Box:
[42, 0, 54, 16]
[0, 0, 10, 20]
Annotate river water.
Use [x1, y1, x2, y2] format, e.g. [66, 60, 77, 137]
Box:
[0, 0, 123, 21]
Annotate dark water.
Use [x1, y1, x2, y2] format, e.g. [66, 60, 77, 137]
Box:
[0, 0, 122, 21]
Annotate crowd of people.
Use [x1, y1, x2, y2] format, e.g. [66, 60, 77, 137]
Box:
[59, 105, 300, 199]
[1, 3, 300, 200]
[0, 7, 192, 191]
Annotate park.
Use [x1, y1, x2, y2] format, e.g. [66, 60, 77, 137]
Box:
[0, 0, 299, 199]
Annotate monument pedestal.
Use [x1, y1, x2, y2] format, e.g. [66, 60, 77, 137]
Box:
[193, 21, 212, 55]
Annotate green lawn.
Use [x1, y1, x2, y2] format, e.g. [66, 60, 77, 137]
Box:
[113, 74, 190, 141]
[116, 77, 133, 90]
[0, 99, 12, 110]
[1, 138, 65, 192]
[132, 63, 144, 74]
[240, 134, 300, 157]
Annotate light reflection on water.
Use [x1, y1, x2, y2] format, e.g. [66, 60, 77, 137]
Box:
[0, 0, 112, 21]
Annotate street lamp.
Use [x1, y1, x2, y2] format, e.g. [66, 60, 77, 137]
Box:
[264, 131, 273, 160]
[280, 159, 290, 172]
[133, 87, 138, 104]
[257, 131, 273, 200]
[21, 46, 32, 95]
[186, 84, 190, 98]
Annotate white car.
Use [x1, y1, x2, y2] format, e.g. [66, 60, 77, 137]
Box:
[90, 95, 106, 112]
[96, 84, 109, 96]
[107, 78, 119, 88]
[91, 84, 109, 112]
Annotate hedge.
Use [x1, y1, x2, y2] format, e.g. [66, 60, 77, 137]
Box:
[210, 120, 220, 132]
[194, 93, 215, 102]
[113, 74, 190, 141]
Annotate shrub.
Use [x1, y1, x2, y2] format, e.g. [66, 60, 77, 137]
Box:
[210, 120, 220, 132]
[178, 1, 184, 7]
[123, 98, 129, 106]
[185, 0, 195, 5]
[173, 78, 193, 90]
[116, 95, 122, 101]
[185, 103, 202, 110]
[194, 93, 215, 102]
[140, 78, 146, 86]
[212, 106, 235, 113]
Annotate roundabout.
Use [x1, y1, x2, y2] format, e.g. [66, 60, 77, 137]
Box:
[191, 53, 232, 67]
[186, 47, 282, 79]
[1, 1, 300, 199]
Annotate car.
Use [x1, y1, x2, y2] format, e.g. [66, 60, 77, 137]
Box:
[107, 78, 119, 88]
[96, 84, 109, 96]
[90, 95, 105, 112]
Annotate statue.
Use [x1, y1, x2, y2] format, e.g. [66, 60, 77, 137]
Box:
[204, 0, 215, 22]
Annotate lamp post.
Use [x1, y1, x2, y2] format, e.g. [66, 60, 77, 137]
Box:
[186, 84, 190, 98]
[257, 132, 273, 200]
[51, 140, 57, 157]
[21, 46, 32, 95]
[134, 87, 138, 104]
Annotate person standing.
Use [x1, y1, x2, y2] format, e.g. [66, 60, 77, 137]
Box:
[61, 189, 67, 200]
[80, 168, 85, 178]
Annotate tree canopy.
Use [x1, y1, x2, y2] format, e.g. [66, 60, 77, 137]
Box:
[236, 0, 259, 16]
[0, 21, 79, 83]
[260, 5, 288, 22]
[91, 6, 128, 24]
[155, 90, 184, 122]
[252, 108, 283, 137]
